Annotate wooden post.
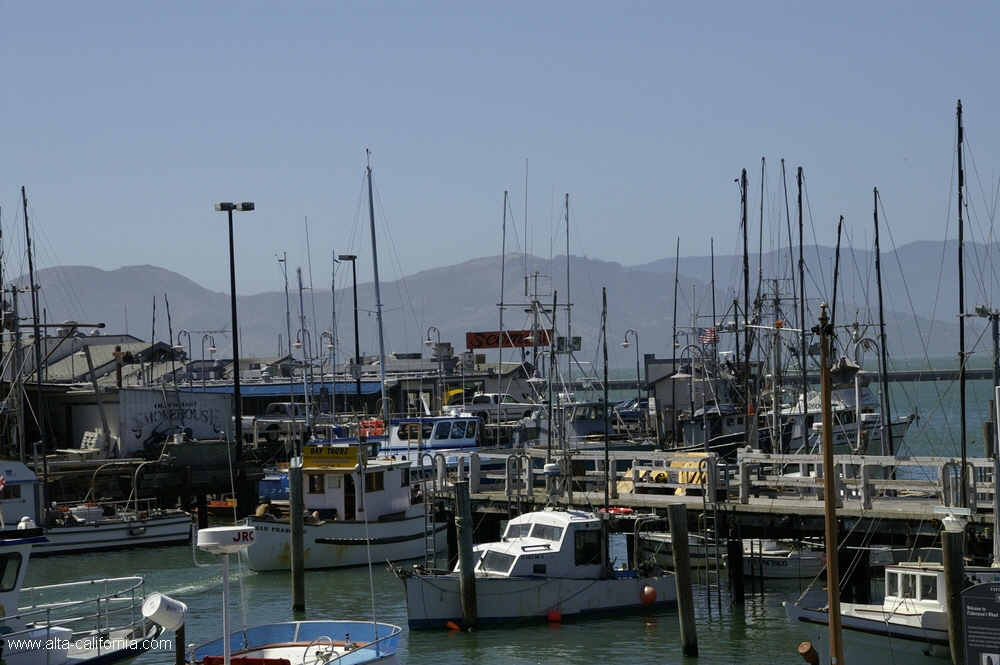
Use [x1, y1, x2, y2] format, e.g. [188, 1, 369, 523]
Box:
[942, 526, 965, 665]
[668, 503, 697, 655]
[289, 458, 305, 613]
[455, 480, 478, 630]
[727, 524, 745, 605]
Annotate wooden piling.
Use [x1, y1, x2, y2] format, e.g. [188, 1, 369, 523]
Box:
[667, 503, 698, 656]
[727, 525, 745, 605]
[942, 527, 965, 665]
[289, 460, 305, 613]
[455, 480, 478, 630]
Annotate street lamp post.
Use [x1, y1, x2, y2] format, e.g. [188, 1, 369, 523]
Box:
[201, 333, 217, 393]
[338, 254, 361, 410]
[173, 329, 191, 385]
[216, 201, 254, 455]
[424, 326, 442, 413]
[676, 344, 707, 451]
[621, 329, 641, 405]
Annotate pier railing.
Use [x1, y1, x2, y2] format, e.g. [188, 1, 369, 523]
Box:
[423, 447, 997, 513]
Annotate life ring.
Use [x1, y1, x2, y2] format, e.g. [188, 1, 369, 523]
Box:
[599, 507, 634, 516]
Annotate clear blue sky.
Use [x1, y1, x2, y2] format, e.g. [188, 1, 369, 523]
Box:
[3, 1, 999, 296]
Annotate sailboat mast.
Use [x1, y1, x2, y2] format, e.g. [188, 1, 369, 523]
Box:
[957, 100, 968, 508]
[741, 169, 750, 414]
[798, 168, 807, 422]
[499, 192, 508, 440]
[672, 238, 680, 442]
[874, 190, 893, 456]
[565, 194, 572, 390]
[23, 187, 46, 521]
[832, 217, 842, 327]
[366, 158, 390, 426]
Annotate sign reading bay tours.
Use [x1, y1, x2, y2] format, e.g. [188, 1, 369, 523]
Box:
[119, 388, 231, 455]
[304, 445, 359, 468]
[963, 580, 1000, 665]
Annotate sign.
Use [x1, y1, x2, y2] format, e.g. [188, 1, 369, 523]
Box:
[465, 329, 552, 350]
[304, 445, 359, 469]
[120, 389, 231, 455]
[555, 336, 582, 353]
[963, 580, 1000, 665]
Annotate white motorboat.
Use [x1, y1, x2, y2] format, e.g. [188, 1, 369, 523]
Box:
[0, 460, 192, 555]
[0, 527, 161, 665]
[741, 538, 826, 579]
[637, 531, 723, 570]
[783, 561, 1000, 664]
[396, 507, 677, 629]
[241, 443, 446, 571]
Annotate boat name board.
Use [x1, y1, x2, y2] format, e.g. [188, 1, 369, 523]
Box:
[304, 445, 359, 468]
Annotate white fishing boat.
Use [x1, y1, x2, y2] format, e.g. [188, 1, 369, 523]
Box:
[0, 460, 192, 555]
[241, 443, 446, 571]
[396, 507, 677, 629]
[154, 525, 402, 665]
[741, 538, 826, 579]
[380, 415, 482, 458]
[0, 526, 161, 665]
[784, 561, 1000, 664]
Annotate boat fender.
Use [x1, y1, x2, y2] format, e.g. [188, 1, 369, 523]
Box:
[446, 621, 461, 631]
[546, 609, 562, 622]
[640, 586, 657, 604]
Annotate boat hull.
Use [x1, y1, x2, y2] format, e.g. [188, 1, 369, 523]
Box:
[32, 512, 193, 556]
[242, 506, 446, 571]
[401, 572, 677, 630]
[783, 602, 951, 665]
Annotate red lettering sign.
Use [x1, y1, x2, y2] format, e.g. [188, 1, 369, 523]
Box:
[465, 330, 552, 349]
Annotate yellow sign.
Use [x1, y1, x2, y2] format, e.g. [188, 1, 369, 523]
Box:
[304, 445, 359, 469]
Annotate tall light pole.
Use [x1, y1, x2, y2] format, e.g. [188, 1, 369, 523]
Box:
[424, 326, 442, 413]
[173, 329, 191, 385]
[216, 201, 254, 456]
[201, 333, 218, 393]
[338, 254, 361, 410]
[621, 329, 640, 405]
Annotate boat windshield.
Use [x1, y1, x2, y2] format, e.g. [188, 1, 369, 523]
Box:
[479, 551, 515, 574]
[398, 422, 434, 442]
[0, 552, 21, 591]
[505, 523, 531, 540]
[530, 524, 564, 542]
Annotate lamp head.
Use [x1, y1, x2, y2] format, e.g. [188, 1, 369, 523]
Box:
[338, 254, 357, 261]
[621, 340, 631, 349]
[215, 202, 235, 212]
[236, 202, 254, 211]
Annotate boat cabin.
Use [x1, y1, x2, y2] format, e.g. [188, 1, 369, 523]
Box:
[458, 508, 605, 580]
[384, 416, 482, 458]
[299, 445, 414, 522]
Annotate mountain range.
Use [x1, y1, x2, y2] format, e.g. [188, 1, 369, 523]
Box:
[14, 238, 998, 370]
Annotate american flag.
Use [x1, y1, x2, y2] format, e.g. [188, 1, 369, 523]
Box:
[698, 327, 719, 345]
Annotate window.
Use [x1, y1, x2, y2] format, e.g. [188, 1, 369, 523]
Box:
[533, 564, 547, 575]
[575, 529, 602, 566]
[398, 422, 433, 442]
[450, 421, 468, 439]
[0, 553, 21, 592]
[920, 575, 937, 600]
[365, 472, 385, 493]
[307, 474, 324, 494]
[530, 523, 564, 542]
[887, 572, 899, 597]
[479, 551, 515, 574]
[900, 573, 917, 599]
[400, 467, 410, 487]
[505, 522, 531, 540]
[434, 422, 452, 439]
[503, 395, 517, 404]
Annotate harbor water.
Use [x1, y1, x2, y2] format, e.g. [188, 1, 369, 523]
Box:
[22, 375, 997, 664]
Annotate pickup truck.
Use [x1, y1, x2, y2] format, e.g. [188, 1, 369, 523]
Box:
[444, 393, 535, 423]
[251, 402, 336, 443]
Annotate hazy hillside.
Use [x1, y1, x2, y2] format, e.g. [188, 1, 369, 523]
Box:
[14, 241, 985, 371]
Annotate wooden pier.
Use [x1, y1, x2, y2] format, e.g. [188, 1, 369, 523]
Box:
[419, 447, 999, 563]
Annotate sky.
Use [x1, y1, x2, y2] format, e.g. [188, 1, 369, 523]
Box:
[3, 1, 1000, 298]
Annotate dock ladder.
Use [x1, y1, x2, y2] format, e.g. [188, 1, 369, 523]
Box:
[419, 452, 451, 568]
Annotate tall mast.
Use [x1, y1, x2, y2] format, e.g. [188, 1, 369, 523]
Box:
[23, 187, 46, 520]
[874, 190, 893, 456]
[741, 169, 750, 415]
[672, 238, 680, 442]
[798, 168, 807, 421]
[499, 192, 508, 441]
[366, 154, 390, 427]
[564, 194, 572, 390]
[957, 100, 968, 508]
[832, 217, 843, 327]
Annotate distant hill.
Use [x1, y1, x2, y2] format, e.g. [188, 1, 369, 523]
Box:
[13, 240, 988, 369]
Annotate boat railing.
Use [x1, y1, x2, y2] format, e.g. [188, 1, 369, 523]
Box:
[15, 576, 149, 655]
